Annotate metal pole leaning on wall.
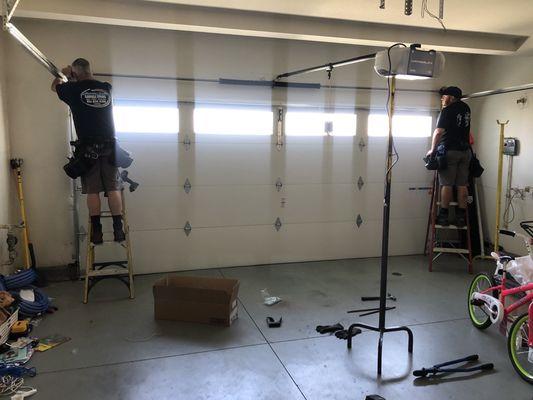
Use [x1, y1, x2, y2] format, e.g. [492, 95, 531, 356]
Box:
[494, 120, 508, 253]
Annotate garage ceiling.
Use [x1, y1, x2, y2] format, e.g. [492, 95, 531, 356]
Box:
[13, 0, 533, 55]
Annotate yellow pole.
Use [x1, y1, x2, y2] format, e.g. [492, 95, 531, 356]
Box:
[494, 120, 508, 253]
[11, 160, 31, 268]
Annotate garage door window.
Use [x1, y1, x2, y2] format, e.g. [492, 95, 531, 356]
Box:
[113, 104, 179, 134]
[285, 111, 357, 136]
[368, 114, 432, 137]
[194, 106, 273, 135]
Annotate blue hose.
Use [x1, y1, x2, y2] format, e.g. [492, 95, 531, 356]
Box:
[3, 269, 37, 290]
[12, 286, 50, 317]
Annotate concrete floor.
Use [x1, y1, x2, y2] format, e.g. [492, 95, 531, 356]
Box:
[26, 255, 532, 399]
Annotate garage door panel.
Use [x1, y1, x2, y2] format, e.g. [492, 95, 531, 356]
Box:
[279, 184, 357, 223]
[283, 144, 361, 184]
[118, 141, 179, 186]
[365, 138, 432, 183]
[125, 185, 276, 229]
[192, 143, 273, 185]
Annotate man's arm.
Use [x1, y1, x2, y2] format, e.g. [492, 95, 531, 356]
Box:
[427, 128, 444, 156]
[51, 66, 72, 92]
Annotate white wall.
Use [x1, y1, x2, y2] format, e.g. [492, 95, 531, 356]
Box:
[0, 35, 14, 271]
[470, 55, 533, 255]
[5, 19, 475, 271]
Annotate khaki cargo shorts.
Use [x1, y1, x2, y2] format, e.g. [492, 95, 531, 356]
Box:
[438, 150, 471, 186]
[81, 155, 123, 194]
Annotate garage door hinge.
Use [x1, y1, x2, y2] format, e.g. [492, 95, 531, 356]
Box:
[183, 135, 191, 151]
[184, 178, 191, 194]
[358, 138, 366, 152]
[356, 214, 363, 228]
[357, 176, 364, 191]
[274, 217, 282, 231]
[184, 221, 192, 236]
[275, 177, 283, 192]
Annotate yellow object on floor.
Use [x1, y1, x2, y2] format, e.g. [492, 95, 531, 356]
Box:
[10, 320, 29, 334]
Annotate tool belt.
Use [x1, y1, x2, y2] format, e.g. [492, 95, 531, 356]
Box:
[63, 138, 133, 179]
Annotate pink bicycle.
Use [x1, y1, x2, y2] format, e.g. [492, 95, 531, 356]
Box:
[467, 221, 533, 384]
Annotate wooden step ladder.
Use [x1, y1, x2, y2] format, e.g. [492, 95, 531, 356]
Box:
[426, 173, 473, 273]
[83, 190, 134, 303]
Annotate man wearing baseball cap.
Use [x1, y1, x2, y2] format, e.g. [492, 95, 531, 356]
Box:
[426, 86, 471, 227]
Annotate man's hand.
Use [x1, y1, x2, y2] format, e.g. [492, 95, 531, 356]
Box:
[52, 65, 72, 92]
[61, 65, 73, 79]
[426, 149, 434, 157]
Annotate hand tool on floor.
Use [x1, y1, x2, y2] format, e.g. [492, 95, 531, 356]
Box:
[413, 354, 494, 378]
[316, 323, 344, 334]
[266, 317, 282, 328]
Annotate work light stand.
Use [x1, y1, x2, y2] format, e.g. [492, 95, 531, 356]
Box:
[345, 76, 413, 375]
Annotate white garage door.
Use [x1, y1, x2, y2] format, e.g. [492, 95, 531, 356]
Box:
[77, 82, 436, 274]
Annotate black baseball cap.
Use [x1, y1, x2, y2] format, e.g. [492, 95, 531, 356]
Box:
[439, 86, 462, 98]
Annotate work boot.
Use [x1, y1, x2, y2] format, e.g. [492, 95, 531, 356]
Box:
[113, 226, 125, 242]
[91, 223, 103, 245]
[436, 208, 449, 226]
[455, 208, 466, 228]
[112, 215, 125, 242]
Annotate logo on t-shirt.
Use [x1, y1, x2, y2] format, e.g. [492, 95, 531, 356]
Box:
[80, 89, 111, 108]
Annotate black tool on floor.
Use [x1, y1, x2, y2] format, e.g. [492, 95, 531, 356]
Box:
[361, 293, 396, 302]
[266, 317, 282, 328]
[413, 354, 494, 378]
[365, 395, 386, 400]
[335, 328, 361, 340]
[316, 323, 344, 334]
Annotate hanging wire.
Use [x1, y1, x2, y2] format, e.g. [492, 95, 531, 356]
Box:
[503, 189, 520, 226]
[421, 0, 447, 31]
[385, 43, 407, 174]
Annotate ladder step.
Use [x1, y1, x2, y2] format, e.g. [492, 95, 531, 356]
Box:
[433, 247, 470, 254]
[89, 241, 129, 248]
[435, 224, 468, 230]
[87, 267, 129, 277]
[436, 202, 459, 206]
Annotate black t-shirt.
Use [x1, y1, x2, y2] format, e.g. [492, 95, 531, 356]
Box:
[56, 80, 115, 141]
[436, 100, 471, 151]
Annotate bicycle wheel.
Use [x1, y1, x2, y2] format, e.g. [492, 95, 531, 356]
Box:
[507, 313, 533, 384]
[467, 272, 495, 329]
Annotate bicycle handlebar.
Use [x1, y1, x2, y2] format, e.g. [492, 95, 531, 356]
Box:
[499, 229, 516, 237]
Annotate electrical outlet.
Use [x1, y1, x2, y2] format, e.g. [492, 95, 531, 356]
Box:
[525, 186, 531, 193]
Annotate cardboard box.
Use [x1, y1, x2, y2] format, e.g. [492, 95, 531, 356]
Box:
[153, 275, 239, 326]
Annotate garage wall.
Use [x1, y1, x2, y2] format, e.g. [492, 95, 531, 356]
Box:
[5, 19, 474, 272]
[470, 55, 533, 255]
[0, 35, 13, 271]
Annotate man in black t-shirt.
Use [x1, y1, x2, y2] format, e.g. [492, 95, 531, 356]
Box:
[426, 86, 471, 227]
[52, 58, 124, 244]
